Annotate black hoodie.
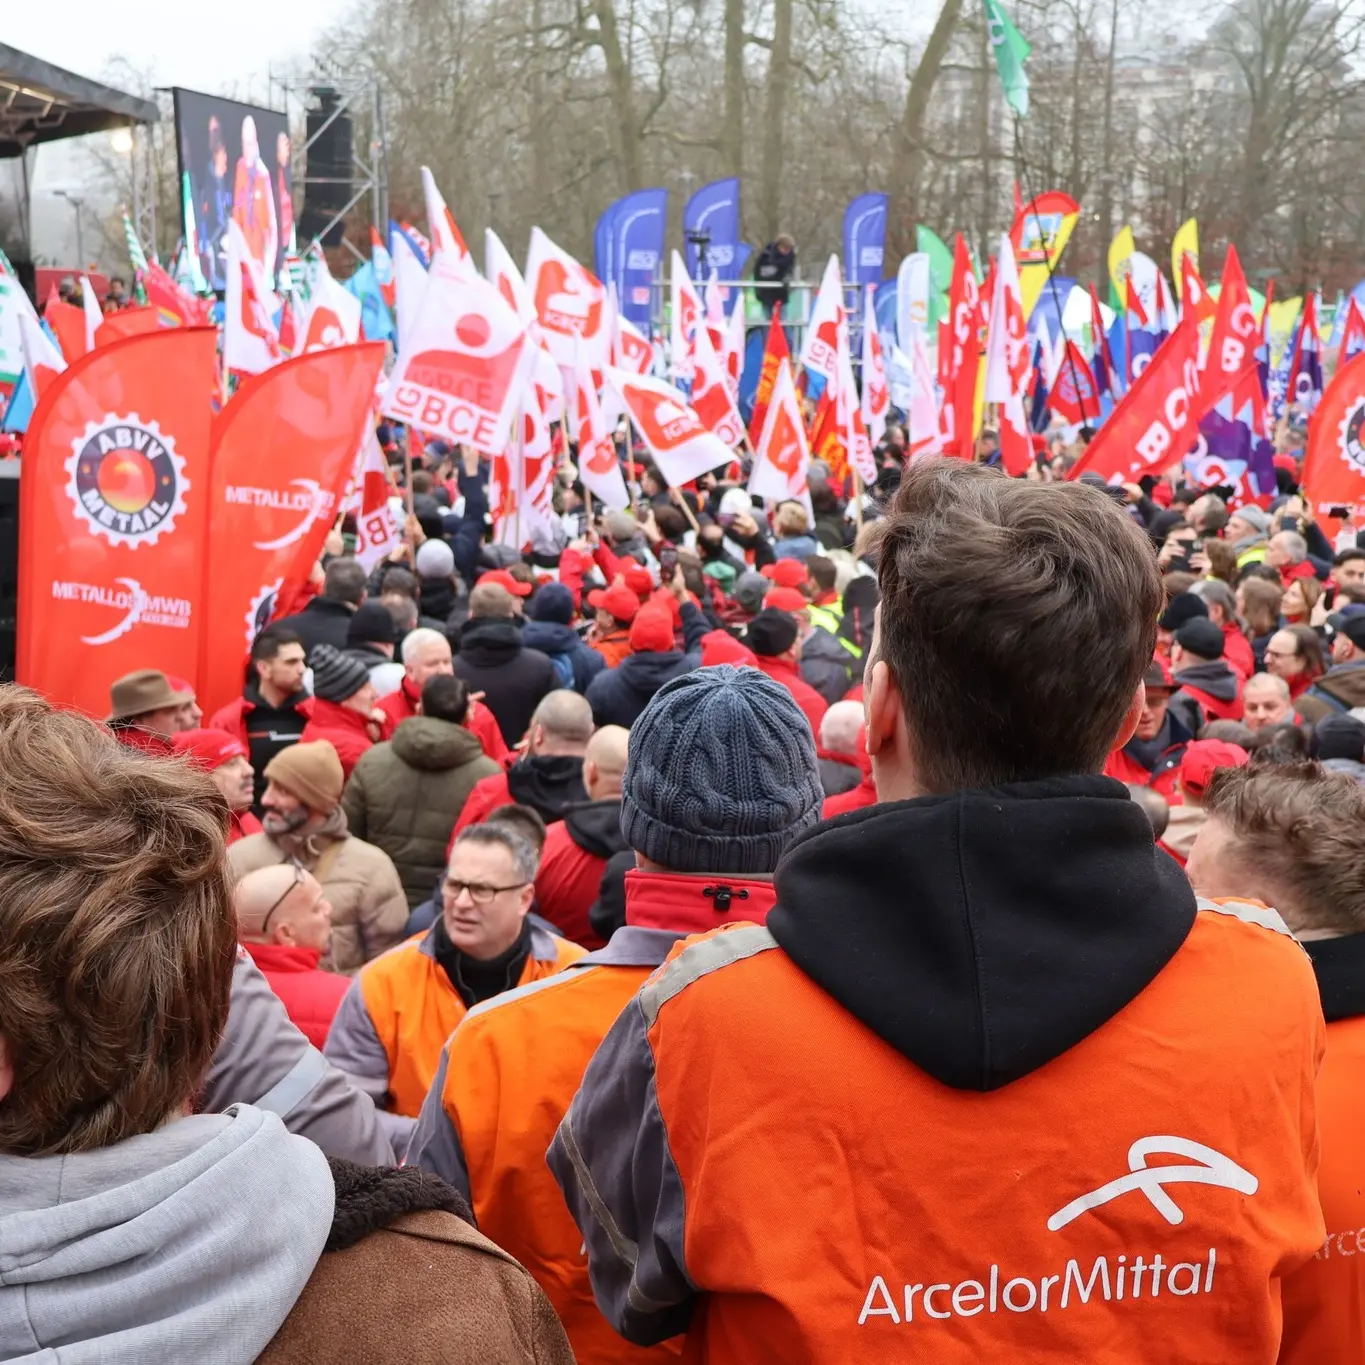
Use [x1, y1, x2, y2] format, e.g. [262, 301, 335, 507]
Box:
[1169, 660, 1241, 734]
[505, 755, 588, 825]
[768, 776, 1196, 1091]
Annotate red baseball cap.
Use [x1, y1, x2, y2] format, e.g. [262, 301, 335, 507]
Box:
[764, 586, 809, 613]
[173, 728, 248, 771]
[761, 560, 809, 589]
[477, 569, 532, 598]
[164, 674, 197, 699]
[1180, 740, 1249, 798]
[700, 630, 757, 668]
[587, 582, 640, 623]
[622, 565, 655, 598]
[630, 608, 675, 654]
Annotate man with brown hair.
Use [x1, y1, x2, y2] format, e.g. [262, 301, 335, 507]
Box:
[1187, 762, 1365, 1365]
[553, 458, 1324, 1363]
[0, 685, 575, 1363]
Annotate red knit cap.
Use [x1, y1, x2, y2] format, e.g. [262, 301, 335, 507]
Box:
[630, 608, 675, 654]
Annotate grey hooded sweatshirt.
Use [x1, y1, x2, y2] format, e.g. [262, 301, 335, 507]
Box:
[0, 1105, 333, 1364]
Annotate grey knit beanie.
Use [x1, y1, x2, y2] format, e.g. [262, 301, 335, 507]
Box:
[621, 665, 823, 875]
[309, 643, 371, 703]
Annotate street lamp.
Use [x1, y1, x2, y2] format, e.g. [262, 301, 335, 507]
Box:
[52, 189, 86, 269]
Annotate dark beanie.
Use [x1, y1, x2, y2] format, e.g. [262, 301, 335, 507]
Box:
[310, 643, 371, 702]
[347, 600, 397, 646]
[1158, 592, 1209, 633]
[745, 608, 799, 658]
[621, 665, 823, 875]
[1175, 617, 1225, 660]
[1314, 713, 1365, 763]
[528, 582, 575, 625]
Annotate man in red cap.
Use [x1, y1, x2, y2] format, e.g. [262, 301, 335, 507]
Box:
[173, 727, 262, 842]
[1102, 659, 1192, 796]
[585, 576, 708, 728]
[761, 560, 809, 592]
[585, 581, 639, 669]
[475, 568, 533, 615]
[1159, 738, 1250, 866]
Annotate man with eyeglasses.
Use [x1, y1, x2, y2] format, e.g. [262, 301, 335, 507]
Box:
[325, 824, 584, 1153]
[236, 864, 348, 1049]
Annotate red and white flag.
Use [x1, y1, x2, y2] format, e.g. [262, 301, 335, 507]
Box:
[571, 336, 630, 509]
[860, 288, 890, 446]
[299, 260, 362, 353]
[224, 220, 281, 375]
[800, 255, 843, 386]
[983, 234, 1031, 475]
[17, 304, 66, 400]
[750, 358, 811, 512]
[906, 330, 944, 461]
[689, 320, 746, 449]
[606, 367, 732, 488]
[669, 250, 703, 384]
[611, 287, 654, 376]
[722, 297, 746, 398]
[350, 427, 401, 570]
[836, 315, 877, 484]
[383, 264, 535, 455]
[422, 166, 471, 273]
[703, 269, 728, 355]
[485, 228, 564, 424]
[391, 228, 428, 353]
[81, 275, 103, 351]
[525, 227, 609, 369]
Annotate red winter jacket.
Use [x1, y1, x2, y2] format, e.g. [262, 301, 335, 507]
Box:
[823, 777, 876, 817]
[377, 677, 509, 764]
[242, 940, 350, 1049]
[754, 655, 829, 735]
[534, 803, 627, 950]
[301, 699, 375, 779]
[451, 770, 515, 842]
[111, 726, 176, 758]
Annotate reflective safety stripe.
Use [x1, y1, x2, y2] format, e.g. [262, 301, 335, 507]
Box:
[255, 1046, 329, 1119]
[1195, 896, 1292, 938]
[639, 924, 779, 1028]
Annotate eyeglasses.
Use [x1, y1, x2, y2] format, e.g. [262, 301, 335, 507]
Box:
[442, 877, 529, 906]
[261, 860, 305, 934]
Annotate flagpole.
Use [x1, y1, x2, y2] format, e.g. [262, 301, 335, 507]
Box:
[851, 469, 865, 536]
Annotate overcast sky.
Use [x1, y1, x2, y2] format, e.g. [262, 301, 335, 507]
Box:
[8, 1, 337, 99]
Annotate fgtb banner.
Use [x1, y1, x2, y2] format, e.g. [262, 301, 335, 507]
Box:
[17, 328, 217, 716]
[199, 343, 386, 716]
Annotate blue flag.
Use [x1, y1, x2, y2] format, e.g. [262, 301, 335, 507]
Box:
[596, 189, 667, 331]
[684, 178, 741, 281]
[344, 262, 395, 342]
[843, 193, 888, 291]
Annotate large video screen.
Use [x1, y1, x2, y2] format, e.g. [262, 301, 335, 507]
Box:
[173, 88, 293, 293]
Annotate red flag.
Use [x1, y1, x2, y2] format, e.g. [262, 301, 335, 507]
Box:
[1180, 254, 1216, 328]
[808, 387, 849, 486]
[1203, 244, 1259, 410]
[747, 304, 790, 446]
[17, 329, 217, 715]
[1124, 275, 1149, 328]
[199, 344, 386, 716]
[1050, 343, 1100, 426]
[142, 261, 207, 327]
[942, 234, 983, 459]
[1303, 350, 1365, 547]
[1068, 319, 1203, 485]
[96, 307, 162, 346]
[44, 298, 88, 364]
[1343, 297, 1365, 360]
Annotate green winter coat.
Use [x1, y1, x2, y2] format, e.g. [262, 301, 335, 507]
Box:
[341, 717, 501, 909]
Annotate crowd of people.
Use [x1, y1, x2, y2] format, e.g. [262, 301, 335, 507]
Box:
[0, 430, 1362, 1364]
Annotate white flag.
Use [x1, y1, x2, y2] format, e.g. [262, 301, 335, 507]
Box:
[81, 275, 103, 351]
[669, 250, 703, 383]
[750, 359, 811, 516]
[800, 254, 843, 384]
[525, 227, 609, 369]
[860, 288, 890, 446]
[571, 335, 630, 509]
[606, 366, 732, 488]
[224, 220, 281, 375]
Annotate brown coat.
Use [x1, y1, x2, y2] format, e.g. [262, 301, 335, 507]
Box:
[227, 822, 409, 974]
[259, 1160, 575, 1364]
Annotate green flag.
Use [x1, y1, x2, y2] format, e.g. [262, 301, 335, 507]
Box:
[985, 0, 1031, 118]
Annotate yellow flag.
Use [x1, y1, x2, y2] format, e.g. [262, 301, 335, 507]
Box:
[1108, 226, 1135, 303]
[1171, 219, 1199, 298]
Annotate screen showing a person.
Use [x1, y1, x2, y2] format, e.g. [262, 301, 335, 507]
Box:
[173, 88, 293, 293]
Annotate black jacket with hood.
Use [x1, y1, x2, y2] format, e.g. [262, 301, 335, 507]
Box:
[1169, 659, 1242, 734]
[452, 616, 558, 746]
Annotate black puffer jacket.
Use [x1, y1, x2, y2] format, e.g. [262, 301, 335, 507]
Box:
[452, 617, 558, 746]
